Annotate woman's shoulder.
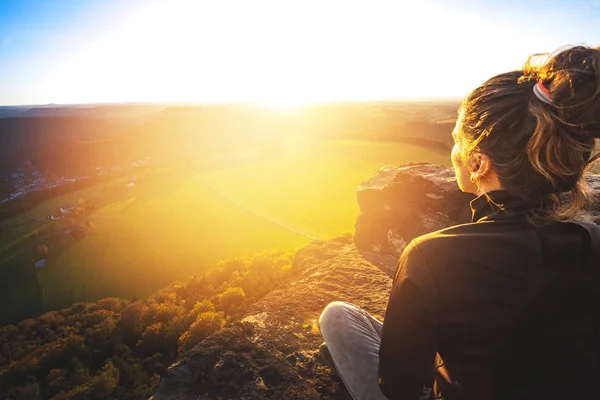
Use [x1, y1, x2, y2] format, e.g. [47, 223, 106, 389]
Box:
[569, 221, 600, 263]
[571, 221, 600, 240]
[400, 222, 487, 265]
[413, 220, 513, 245]
[408, 220, 537, 264]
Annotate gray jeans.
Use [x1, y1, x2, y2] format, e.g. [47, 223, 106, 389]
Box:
[319, 301, 431, 400]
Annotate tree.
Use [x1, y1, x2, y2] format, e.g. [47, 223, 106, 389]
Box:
[178, 312, 224, 352]
[47, 368, 66, 398]
[145, 303, 184, 324]
[191, 299, 214, 317]
[49, 361, 119, 400]
[218, 287, 246, 315]
[98, 297, 122, 312]
[89, 361, 119, 398]
[7, 383, 41, 400]
[135, 323, 166, 358]
[120, 302, 146, 342]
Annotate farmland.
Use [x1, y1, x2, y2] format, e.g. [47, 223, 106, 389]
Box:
[0, 140, 451, 325]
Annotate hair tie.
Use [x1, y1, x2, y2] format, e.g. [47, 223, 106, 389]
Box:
[533, 81, 553, 105]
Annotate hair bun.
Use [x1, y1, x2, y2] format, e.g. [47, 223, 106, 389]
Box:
[537, 46, 600, 137]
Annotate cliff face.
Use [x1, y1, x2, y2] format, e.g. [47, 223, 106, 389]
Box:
[152, 164, 600, 400]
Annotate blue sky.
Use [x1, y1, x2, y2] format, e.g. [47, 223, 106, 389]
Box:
[0, 0, 599, 106]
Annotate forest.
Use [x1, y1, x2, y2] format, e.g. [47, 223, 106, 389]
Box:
[0, 249, 298, 400]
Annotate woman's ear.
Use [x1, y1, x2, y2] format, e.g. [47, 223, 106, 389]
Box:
[469, 153, 492, 181]
[468, 152, 503, 194]
[478, 154, 494, 177]
[468, 154, 481, 173]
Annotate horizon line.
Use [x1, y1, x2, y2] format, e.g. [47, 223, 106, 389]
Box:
[0, 97, 464, 108]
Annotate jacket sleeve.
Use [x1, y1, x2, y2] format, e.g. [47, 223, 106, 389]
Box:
[378, 240, 439, 400]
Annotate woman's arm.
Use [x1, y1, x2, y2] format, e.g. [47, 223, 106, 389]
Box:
[378, 240, 439, 399]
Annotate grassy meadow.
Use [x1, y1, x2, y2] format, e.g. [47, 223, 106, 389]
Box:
[0, 140, 451, 325]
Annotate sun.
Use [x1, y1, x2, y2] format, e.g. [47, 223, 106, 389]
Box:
[255, 99, 310, 111]
[253, 95, 319, 111]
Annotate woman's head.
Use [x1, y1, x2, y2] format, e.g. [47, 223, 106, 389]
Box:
[452, 45, 600, 222]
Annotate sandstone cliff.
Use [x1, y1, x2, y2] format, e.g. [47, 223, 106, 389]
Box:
[152, 164, 599, 400]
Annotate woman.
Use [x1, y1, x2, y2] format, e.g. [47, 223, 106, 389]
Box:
[319, 45, 600, 400]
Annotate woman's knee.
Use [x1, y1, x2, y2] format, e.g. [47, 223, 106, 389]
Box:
[319, 301, 355, 329]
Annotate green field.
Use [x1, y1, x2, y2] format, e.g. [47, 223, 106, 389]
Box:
[0, 140, 451, 325]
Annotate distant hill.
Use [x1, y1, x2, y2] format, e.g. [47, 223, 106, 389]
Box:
[0, 102, 459, 197]
[124, 102, 458, 159]
[0, 104, 166, 120]
[0, 117, 131, 175]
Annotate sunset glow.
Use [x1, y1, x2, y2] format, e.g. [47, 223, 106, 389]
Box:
[2, 0, 599, 105]
[1, 2, 600, 397]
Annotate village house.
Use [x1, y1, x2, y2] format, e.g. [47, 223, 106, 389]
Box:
[60, 204, 75, 213]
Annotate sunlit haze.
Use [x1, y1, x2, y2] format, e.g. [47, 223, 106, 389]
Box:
[2, 2, 600, 397]
[1, 0, 599, 106]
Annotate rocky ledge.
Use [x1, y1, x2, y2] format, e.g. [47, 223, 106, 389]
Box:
[152, 164, 599, 400]
[152, 237, 391, 400]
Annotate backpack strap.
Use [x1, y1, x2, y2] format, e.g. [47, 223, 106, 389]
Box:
[571, 221, 600, 269]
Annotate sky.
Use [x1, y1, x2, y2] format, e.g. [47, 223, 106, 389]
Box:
[0, 0, 599, 106]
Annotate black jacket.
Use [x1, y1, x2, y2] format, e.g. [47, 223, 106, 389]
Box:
[378, 190, 600, 400]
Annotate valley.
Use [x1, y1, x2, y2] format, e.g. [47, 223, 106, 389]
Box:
[0, 138, 451, 325]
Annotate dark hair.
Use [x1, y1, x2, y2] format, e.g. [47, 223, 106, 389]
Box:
[458, 45, 600, 222]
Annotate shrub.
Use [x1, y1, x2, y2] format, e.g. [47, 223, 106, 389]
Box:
[217, 287, 246, 315]
[191, 300, 215, 318]
[98, 298, 122, 312]
[178, 311, 225, 352]
[135, 323, 166, 358]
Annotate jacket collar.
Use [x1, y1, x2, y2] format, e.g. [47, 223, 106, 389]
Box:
[470, 190, 533, 223]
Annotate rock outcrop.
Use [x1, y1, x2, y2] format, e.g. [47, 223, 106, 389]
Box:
[578, 174, 600, 225]
[354, 163, 474, 258]
[152, 164, 600, 400]
[353, 164, 600, 255]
